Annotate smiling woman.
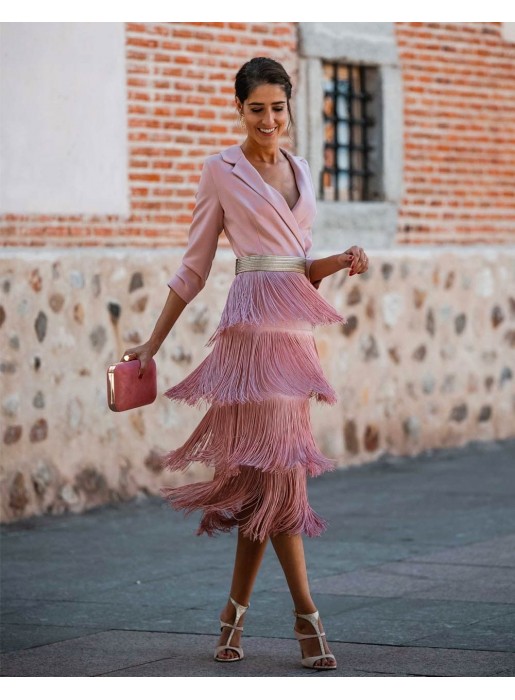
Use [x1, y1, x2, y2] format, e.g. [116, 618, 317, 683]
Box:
[120, 56, 367, 672]
[166, 58, 340, 669]
[235, 82, 301, 212]
[238, 81, 289, 148]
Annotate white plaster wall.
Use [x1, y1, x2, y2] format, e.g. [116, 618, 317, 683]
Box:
[0, 23, 129, 216]
[502, 23, 515, 42]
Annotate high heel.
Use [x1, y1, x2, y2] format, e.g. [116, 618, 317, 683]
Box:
[293, 608, 337, 670]
[213, 595, 250, 662]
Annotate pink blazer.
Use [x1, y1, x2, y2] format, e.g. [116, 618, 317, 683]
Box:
[168, 143, 321, 304]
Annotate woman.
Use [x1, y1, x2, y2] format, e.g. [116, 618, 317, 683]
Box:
[122, 57, 369, 670]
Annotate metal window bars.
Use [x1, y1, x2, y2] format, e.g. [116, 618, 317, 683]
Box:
[320, 62, 377, 202]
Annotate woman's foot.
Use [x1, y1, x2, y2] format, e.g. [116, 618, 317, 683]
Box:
[294, 609, 337, 669]
[214, 597, 249, 661]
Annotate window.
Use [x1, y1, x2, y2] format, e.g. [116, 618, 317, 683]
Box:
[296, 23, 402, 249]
[321, 61, 381, 202]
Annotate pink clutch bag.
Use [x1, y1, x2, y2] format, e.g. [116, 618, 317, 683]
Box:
[107, 358, 157, 412]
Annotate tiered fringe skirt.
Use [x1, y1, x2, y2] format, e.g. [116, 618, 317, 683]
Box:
[159, 263, 346, 542]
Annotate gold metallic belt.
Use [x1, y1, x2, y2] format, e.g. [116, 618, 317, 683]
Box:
[235, 254, 307, 275]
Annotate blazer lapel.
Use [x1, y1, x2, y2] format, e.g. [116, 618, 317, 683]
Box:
[221, 144, 308, 252]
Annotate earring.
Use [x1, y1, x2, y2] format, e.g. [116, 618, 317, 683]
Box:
[239, 112, 247, 131]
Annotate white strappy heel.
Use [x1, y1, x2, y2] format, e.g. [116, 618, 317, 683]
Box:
[293, 608, 337, 670]
[214, 596, 250, 662]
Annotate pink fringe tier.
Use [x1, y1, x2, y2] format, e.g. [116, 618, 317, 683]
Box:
[159, 269, 347, 542]
[206, 269, 346, 345]
[160, 465, 328, 543]
[165, 322, 338, 408]
[161, 395, 337, 477]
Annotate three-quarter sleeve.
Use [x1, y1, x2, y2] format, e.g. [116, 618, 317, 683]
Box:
[168, 158, 224, 304]
[304, 229, 322, 290]
[301, 157, 322, 290]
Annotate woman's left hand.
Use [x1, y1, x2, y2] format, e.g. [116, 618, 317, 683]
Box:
[340, 246, 369, 276]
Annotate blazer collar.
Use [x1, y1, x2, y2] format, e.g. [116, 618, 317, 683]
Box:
[220, 143, 308, 252]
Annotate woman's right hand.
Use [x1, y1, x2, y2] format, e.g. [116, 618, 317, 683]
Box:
[120, 340, 157, 378]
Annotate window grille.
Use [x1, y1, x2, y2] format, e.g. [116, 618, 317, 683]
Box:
[320, 61, 380, 202]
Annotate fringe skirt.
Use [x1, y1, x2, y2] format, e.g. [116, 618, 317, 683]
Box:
[159, 256, 347, 543]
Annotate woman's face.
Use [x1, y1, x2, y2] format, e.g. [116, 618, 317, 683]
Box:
[238, 83, 289, 147]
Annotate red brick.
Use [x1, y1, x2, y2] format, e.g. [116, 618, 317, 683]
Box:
[3, 21, 513, 247]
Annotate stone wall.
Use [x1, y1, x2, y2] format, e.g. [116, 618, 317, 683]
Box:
[1, 247, 514, 523]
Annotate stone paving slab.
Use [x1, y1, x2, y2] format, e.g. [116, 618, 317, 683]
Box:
[0, 624, 104, 655]
[1, 438, 515, 676]
[2, 629, 514, 677]
[401, 567, 515, 605]
[408, 533, 515, 567]
[409, 621, 515, 653]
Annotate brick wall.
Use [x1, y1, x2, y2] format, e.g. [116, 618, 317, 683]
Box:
[1, 22, 514, 246]
[395, 22, 515, 244]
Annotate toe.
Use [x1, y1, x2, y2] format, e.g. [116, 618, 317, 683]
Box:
[217, 649, 237, 660]
[314, 657, 336, 668]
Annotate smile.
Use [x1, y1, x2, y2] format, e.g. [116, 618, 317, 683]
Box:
[258, 127, 277, 134]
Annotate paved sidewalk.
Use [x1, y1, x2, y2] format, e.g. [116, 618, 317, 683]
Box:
[1, 439, 515, 677]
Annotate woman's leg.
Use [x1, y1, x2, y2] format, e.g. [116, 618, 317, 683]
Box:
[270, 532, 336, 668]
[216, 509, 269, 660]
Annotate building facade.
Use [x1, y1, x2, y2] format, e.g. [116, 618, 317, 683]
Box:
[1, 22, 514, 522]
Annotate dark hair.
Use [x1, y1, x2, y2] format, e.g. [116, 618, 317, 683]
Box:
[234, 57, 295, 137]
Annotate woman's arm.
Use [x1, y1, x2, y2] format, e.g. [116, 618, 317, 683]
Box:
[167, 158, 224, 304]
[308, 247, 369, 285]
[121, 288, 186, 376]
[308, 253, 352, 285]
[148, 288, 187, 355]
[122, 157, 224, 376]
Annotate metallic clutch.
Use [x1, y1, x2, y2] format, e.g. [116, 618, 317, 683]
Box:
[107, 358, 157, 412]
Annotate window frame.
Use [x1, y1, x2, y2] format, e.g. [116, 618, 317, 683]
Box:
[295, 23, 403, 250]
